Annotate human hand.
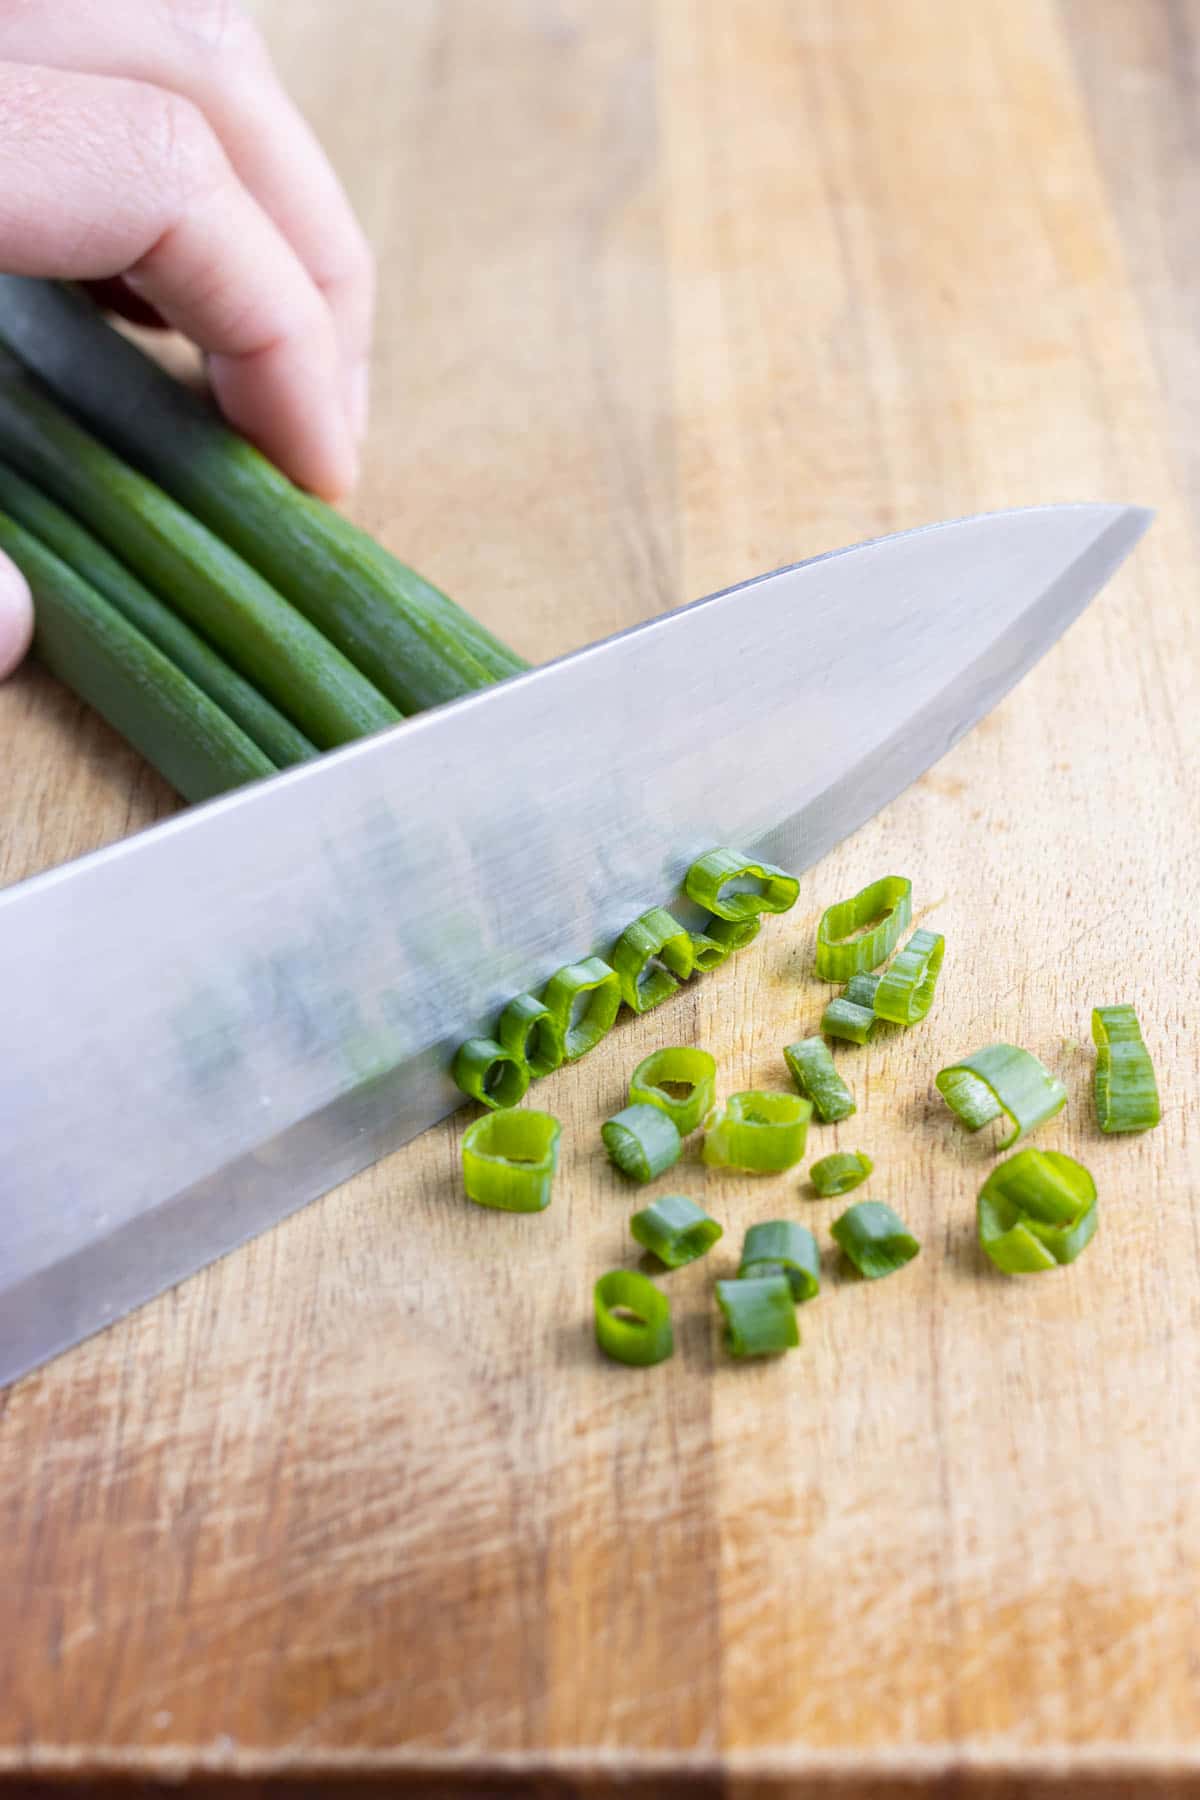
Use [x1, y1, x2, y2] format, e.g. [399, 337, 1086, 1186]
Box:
[0, 0, 374, 678]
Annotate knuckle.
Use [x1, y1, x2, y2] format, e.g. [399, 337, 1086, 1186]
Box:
[133, 84, 225, 208]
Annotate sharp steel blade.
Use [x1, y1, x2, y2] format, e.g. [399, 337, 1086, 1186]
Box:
[0, 503, 1150, 1383]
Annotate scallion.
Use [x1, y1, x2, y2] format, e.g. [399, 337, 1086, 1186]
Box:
[702, 1091, 812, 1172]
[821, 975, 880, 1045]
[978, 1149, 1098, 1272]
[601, 1104, 683, 1183]
[830, 1201, 920, 1280]
[452, 1037, 530, 1111]
[1092, 1004, 1161, 1134]
[716, 1274, 800, 1356]
[628, 1046, 717, 1135]
[612, 907, 695, 1013]
[873, 928, 945, 1026]
[461, 1108, 561, 1212]
[594, 1269, 674, 1366]
[738, 1220, 820, 1301]
[543, 957, 621, 1061]
[783, 1037, 856, 1122]
[498, 992, 565, 1080]
[814, 876, 912, 980]
[690, 916, 762, 969]
[684, 847, 799, 921]
[809, 1151, 873, 1198]
[630, 1195, 723, 1269]
[935, 1043, 1066, 1150]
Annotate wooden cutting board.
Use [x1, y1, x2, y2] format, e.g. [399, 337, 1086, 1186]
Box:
[2, 2, 1198, 1792]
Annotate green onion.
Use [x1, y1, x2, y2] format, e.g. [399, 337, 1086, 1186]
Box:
[452, 1037, 530, 1111]
[594, 1270, 674, 1366]
[830, 1201, 920, 1280]
[628, 1047, 717, 1135]
[702, 1091, 812, 1172]
[873, 928, 945, 1026]
[0, 458, 315, 769]
[935, 1043, 1066, 1150]
[783, 1037, 856, 1122]
[461, 1108, 560, 1212]
[810, 1151, 873, 1197]
[612, 908, 695, 1013]
[978, 1149, 1098, 1272]
[1092, 1004, 1161, 1134]
[543, 957, 621, 1061]
[820, 974, 880, 1045]
[0, 349, 400, 749]
[814, 876, 912, 980]
[0, 278, 527, 705]
[0, 508, 274, 800]
[689, 916, 762, 970]
[716, 1275, 800, 1357]
[497, 992, 565, 1080]
[630, 1195, 723, 1268]
[738, 1220, 820, 1301]
[601, 1104, 683, 1183]
[684, 847, 799, 921]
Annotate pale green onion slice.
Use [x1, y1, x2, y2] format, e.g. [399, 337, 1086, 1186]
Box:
[978, 1149, 1098, 1272]
[831, 1200, 920, 1279]
[601, 1103, 683, 1183]
[594, 1270, 674, 1365]
[814, 876, 912, 980]
[612, 907, 695, 1013]
[1092, 1004, 1161, 1134]
[702, 1091, 812, 1172]
[873, 928, 945, 1026]
[684, 847, 799, 921]
[629, 1046, 717, 1135]
[631, 1195, 723, 1268]
[935, 1043, 1066, 1150]
[738, 1220, 820, 1300]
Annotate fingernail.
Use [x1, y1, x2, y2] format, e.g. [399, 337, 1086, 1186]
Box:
[349, 361, 370, 443]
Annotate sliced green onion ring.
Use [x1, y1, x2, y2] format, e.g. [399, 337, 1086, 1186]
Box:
[873, 928, 945, 1026]
[783, 1036, 856, 1122]
[820, 977, 878, 1045]
[690, 915, 762, 970]
[628, 1046, 717, 1135]
[738, 1220, 820, 1301]
[594, 1269, 674, 1366]
[684, 847, 800, 922]
[978, 1149, 1098, 1272]
[601, 1103, 683, 1183]
[612, 907, 695, 1013]
[935, 1043, 1066, 1150]
[810, 1150, 873, 1198]
[815, 876, 912, 981]
[1092, 1004, 1161, 1134]
[452, 1036, 530, 1110]
[498, 992, 565, 1079]
[631, 1195, 723, 1268]
[461, 1108, 560, 1211]
[831, 1200, 920, 1279]
[543, 956, 621, 1061]
[716, 1274, 800, 1356]
[702, 1091, 811, 1172]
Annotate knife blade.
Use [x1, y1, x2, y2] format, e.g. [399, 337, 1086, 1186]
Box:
[0, 503, 1150, 1385]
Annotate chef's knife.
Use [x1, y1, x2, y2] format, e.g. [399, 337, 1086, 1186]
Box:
[0, 503, 1150, 1385]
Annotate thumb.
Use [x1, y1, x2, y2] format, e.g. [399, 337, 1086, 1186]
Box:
[0, 551, 33, 679]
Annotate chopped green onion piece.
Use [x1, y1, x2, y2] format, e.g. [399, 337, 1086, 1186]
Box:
[831, 1201, 920, 1279]
[702, 1091, 811, 1172]
[738, 1220, 820, 1301]
[783, 1037, 856, 1122]
[978, 1149, 1098, 1272]
[716, 1275, 800, 1356]
[810, 1150, 873, 1197]
[462, 1108, 560, 1211]
[594, 1270, 674, 1366]
[452, 1036, 530, 1110]
[612, 907, 695, 1013]
[873, 928, 945, 1026]
[1092, 1004, 1161, 1134]
[690, 916, 762, 970]
[498, 992, 565, 1080]
[601, 1103, 683, 1183]
[814, 876, 912, 980]
[631, 1195, 723, 1268]
[935, 1043, 1066, 1150]
[628, 1046, 717, 1135]
[543, 956, 621, 1061]
[820, 994, 876, 1044]
[684, 847, 800, 921]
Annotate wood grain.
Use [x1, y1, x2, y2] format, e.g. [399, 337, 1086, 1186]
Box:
[1, 0, 1199, 1791]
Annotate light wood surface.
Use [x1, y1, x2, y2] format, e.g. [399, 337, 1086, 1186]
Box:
[2, 2, 1199, 1792]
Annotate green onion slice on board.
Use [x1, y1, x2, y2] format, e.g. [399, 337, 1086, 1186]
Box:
[738, 1220, 820, 1301]
[497, 992, 566, 1080]
[461, 1108, 561, 1212]
[601, 1104, 683, 1183]
[978, 1149, 1098, 1272]
[1092, 1004, 1161, 1134]
[716, 1274, 800, 1356]
[452, 1036, 530, 1110]
[594, 1270, 674, 1366]
[783, 1037, 856, 1122]
[810, 1150, 873, 1198]
[630, 1195, 723, 1269]
[821, 974, 881, 1045]
[831, 1201, 920, 1279]
[628, 1046, 717, 1136]
[873, 928, 945, 1025]
[612, 907, 695, 1013]
[684, 847, 800, 921]
[702, 1091, 812, 1172]
[814, 876, 912, 981]
[543, 957, 621, 1061]
[935, 1043, 1066, 1150]
[690, 916, 762, 970]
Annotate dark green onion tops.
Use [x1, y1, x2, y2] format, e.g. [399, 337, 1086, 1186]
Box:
[815, 876, 912, 980]
[935, 1043, 1066, 1149]
[631, 1196, 723, 1269]
[738, 1221, 820, 1301]
[831, 1201, 920, 1280]
[602, 1104, 683, 1183]
[1092, 1004, 1161, 1134]
[784, 1037, 856, 1122]
[461, 1109, 561, 1212]
[716, 1274, 799, 1356]
[810, 1151, 873, 1198]
[821, 973, 881, 1045]
[977, 1149, 1098, 1272]
[594, 1270, 674, 1366]
[452, 1037, 530, 1111]
[498, 992, 566, 1080]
